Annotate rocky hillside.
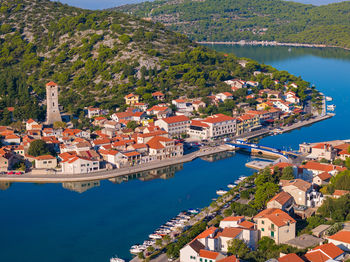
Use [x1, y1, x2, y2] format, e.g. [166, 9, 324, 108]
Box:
[115, 0, 350, 48]
[0, 0, 309, 123]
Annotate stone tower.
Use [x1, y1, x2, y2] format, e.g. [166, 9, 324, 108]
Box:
[46, 81, 62, 125]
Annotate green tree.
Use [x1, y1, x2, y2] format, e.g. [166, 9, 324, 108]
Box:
[253, 182, 279, 209]
[227, 239, 250, 258]
[127, 121, 139, 130]
[53, 121, 67, 129]
[280, 166, 294, 180]
[28, 140, 51, 157]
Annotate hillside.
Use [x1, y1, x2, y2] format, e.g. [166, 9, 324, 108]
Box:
[0, 0, 314, 125]
[115, 0, 350, 49]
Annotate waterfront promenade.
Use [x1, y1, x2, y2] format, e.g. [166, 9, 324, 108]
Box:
[0, 145, 230, 183]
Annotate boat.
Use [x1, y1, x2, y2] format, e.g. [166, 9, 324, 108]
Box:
[227, 183, 235, 188]
[327, 104, 336, 111]
[110, 256, 125, 262]
[234, 179, 241, 184]
[130, 245, 145, 254]
[149, 234, 162, 239]
[216, 189, 228, 196]
[239, 176, 247, 181]
[188, 209, 199, 214]
[325, 96, 333, 101]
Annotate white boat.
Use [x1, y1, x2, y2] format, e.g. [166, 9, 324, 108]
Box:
[216, 189, 228, 196]
[149, 234, 162, 239]
[325, 96, 333, 101]
[130, 247, 143, 254]
[143, 240, 154, 246]
[110, 256, 125, 262]
[327, 104, 336, 111]
[227, 183, 235, 188]
[239, 176, 247, 181]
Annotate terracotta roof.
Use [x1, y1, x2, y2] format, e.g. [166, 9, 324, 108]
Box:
[222, 216, 244, 222]
[123, 151, 140, 157]
[124, 93, 138, 99]
[5, 134, 20, 139]
[254, 208, 296, 227]
[305, 243, 344, 262]
[272, 162, 294, 169]
[146, 136, 174, 150]
[203, 114, 235, 124]
[35, 155, 55, 160]
[278, 253, 304, 262]
[92, 138, 111, 145]
[333, 190, 350, 196]
[268, 191, 293, 206]
[280, 179, 312, 192]
[237, 220, 255, 229]
[217, 255, 239, 262]
[27, 118, 36, 124]
[46, 81, 57, 86]
[221, 92, 233, 96]
[160, 115, 190, 124]
[199, 250, 220, 259]
[147, 105, 169, 112]
[195, 227, 217, 240]
[152, 91, 164, 96]
[137, 130, 167, 138]
[317, 172, 332, 181]
[190, 120, 209, 128]
[173, 99, 186, 103]
[301, 161, 336, 172]
[216, 227, 242, 238]
[328, 230, 350, 244]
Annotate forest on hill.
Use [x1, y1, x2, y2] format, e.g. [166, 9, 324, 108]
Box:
[0, 0, 311, 125]
[115, 0, 350, 49]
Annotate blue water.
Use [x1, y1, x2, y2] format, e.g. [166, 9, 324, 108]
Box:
[1, 45, 350, 262]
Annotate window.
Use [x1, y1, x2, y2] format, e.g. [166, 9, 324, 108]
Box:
[271, 231, 274, 237]
[271, 224, 274, 229]
[262, 228, 264, 231]
[262, 220, 265, 224]
[200, 259, 202, 262]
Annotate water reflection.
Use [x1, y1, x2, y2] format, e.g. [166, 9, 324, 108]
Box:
[200, 151, 235, 162]
[62, 181, 100, 193]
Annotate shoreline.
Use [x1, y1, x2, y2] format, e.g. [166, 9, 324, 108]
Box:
[0, 113, 334, 183]
[198, 40, 350, 51]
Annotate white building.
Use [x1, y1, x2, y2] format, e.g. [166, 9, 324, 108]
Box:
[201, 114, 236, 139]
[155, 115, 190, 137]
[61, 156, 100, 174]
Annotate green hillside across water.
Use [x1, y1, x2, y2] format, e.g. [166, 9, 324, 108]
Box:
[115, 0, 350, 49]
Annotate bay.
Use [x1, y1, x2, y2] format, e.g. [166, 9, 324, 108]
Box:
[1, 44, 350, 261]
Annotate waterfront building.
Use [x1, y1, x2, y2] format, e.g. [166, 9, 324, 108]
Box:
[61, 156, 99, 174]
[34, 155, 57, 169]
[201, 114, 236, 139]
[45, 81, 62, 125]
[188, 120, 210, 140]
[236, 114, 261, 135]
[155, 115, 190, 137]
[253, 208, 296, 244]
[146, 136, 183, 160]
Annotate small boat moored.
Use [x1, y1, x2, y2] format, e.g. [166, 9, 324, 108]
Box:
[216, 189, 228, 196]
[110, 256, 125, 262]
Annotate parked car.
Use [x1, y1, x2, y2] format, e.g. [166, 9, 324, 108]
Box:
[15, 172, 23, 175]
[7, 171, 14, 175]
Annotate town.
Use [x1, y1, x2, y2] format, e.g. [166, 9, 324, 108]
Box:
[0, 68, 331, 177]
[127, 138, 350, 262]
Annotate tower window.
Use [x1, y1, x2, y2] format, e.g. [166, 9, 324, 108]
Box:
[53, 102, 55, 107]
[52, 93, 54, 96]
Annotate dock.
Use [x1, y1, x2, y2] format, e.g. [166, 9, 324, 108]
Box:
[245, 160, 273, 170]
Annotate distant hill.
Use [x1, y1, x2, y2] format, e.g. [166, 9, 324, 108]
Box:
[0, 0, 314, 125]
[115, 0, 350, 49]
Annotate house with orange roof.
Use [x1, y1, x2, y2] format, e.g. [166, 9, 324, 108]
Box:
[2, 134, 21, 145]
[332, 190, 350, 199]
[172, 98, 188, 109]
[272, 99, 294, 113]
[304, 243, 345, 262]
[267, 191, 294, 213]
[284, 91, 300, 104]
[92, 138, 111, 149]
[133, 102, 148, 111]
[219, 216, 245, 228]
[0, 148, 15, 172]
[121, 151, 141, 165]
[307, 143, 338, 161]
[201, 114, 236, 139]
[313, 172, 332, 186]
[26, 119, 39, 131]
[92, 116, 107, 127]
[155, 115, 190, 137]
[146, 105, 172, 119]
[146, 136, 183, 160]
[152, 91, 165, 101]
[34, 155, 57, 169]
[61, 156, 99, 174]
[136, 130, 168, 144]
[253, 208, 296, 244]
[280, 179, 323, 207]
[192, 100, 206, 111]
[224, 79, 246, 89]
[198, 250, 225, 262]
[327, 230, 350, 252]
[124, 93, 139, 105]
[215, 92, 233, 102]
[236, 114, 260, 135]
[301, 161, 346, 180]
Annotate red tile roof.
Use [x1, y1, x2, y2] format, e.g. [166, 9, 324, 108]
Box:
[216, 227, 243, 238]
[333, 190, 350, 197]
[35, 155, 56, 160]
[305, 243, 344, 262]
[152, 91, 164, 96]
[203, 114, 235, 124]
[301, 161, 336, 172]
[199, 250, 220, 259]
[195, 227, 217, 240]
[217, 255, 239, 262]
[280, 179, 312, 192]
[278, 253, 304, 262]
[222, 216, 244, 222]
[237, 220, 255, 229]
[317, 172, 332, 181]
[125, 93, 138, 99]
[46, 81, 57, 86]
[190, 120, 209, 128]
[268, 191, 293, 206]
[328, 230, 350, 244]
[146, 136, 174, 150]
[160, 115, 190, 124]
